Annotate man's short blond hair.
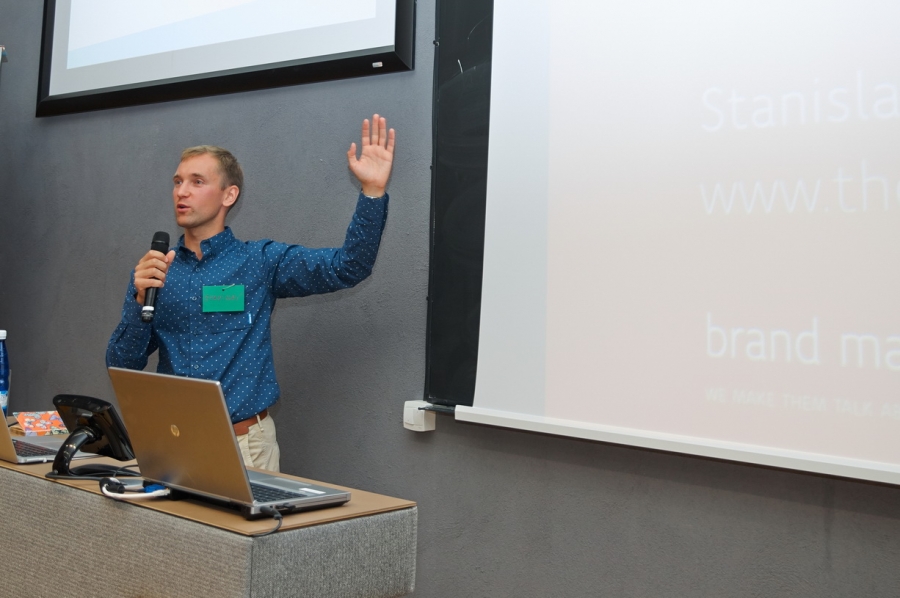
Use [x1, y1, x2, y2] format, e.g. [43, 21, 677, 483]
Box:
[181, 145, 244, 205]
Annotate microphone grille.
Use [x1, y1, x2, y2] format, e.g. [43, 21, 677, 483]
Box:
[150, 231, 170, 252]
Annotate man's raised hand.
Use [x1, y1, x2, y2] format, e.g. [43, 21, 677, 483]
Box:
[347, 114, 395, 198]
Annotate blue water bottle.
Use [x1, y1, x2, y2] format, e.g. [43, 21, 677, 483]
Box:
[0, 330, 9, 417]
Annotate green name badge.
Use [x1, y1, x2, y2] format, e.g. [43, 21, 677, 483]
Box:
[202, 285, 245, 312]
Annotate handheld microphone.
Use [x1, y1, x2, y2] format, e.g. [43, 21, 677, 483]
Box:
[140, 231, 170, 323]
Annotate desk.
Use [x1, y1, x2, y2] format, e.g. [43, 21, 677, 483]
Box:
[0, 458, 416, 598]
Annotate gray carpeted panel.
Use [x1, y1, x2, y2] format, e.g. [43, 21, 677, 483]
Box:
[0, 467, 253, 598]
[250, 507, 418, 598]
[0, 468, 417, 598]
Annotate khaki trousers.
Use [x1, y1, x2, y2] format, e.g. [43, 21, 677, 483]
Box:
[236, 412, 281, 472]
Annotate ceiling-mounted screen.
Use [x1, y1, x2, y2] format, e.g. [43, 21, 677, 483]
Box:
[37, 0, 414, 116]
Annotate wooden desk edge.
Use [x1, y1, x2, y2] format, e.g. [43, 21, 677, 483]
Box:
[0, 457, 416, 536]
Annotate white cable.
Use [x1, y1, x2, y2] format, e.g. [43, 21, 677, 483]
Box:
[101, 487, 170, 500]
[100, 478, 170, 501]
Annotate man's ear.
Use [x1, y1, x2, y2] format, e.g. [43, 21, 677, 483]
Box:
[223, 185, 239, 208]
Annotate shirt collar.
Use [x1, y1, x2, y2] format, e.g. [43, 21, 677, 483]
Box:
[176, 226, 236, 260]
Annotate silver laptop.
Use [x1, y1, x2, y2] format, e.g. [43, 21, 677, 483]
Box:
[107, 367, 350, 519]
[0, 414, 77, 464]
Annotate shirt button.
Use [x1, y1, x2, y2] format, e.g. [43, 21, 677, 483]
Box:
[193, 364, 199, 370]
[191, 296, 198, 301]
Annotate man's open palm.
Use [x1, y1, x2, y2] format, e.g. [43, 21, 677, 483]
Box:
[347, 114, 395, 197]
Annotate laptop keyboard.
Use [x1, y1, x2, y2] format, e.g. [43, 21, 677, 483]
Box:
[250, 482, 308, 503]
[13, 439, 58, 457]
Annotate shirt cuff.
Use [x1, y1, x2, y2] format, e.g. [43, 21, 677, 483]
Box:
[361, 190, 388, 200]
[122, 281, 148, 325]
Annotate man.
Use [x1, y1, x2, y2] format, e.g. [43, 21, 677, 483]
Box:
[106, 114, 395, 472]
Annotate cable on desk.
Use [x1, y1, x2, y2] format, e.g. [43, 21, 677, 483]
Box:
[45, 464, 142, 481]
[250, 507, 284, 537]
[98, 477, 170, 500]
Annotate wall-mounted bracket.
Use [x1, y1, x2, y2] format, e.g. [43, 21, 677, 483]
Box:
[403, 400, 437, 432]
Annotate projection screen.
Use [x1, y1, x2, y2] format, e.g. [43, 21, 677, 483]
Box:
[37, 0, 412, 115]
[455, 0, 900, 485]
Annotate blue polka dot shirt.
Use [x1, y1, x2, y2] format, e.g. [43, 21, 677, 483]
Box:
[106, 192, 389, 422]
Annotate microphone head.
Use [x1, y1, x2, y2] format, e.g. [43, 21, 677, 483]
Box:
[150, 231, 170, 253]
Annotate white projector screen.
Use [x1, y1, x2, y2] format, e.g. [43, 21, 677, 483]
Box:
[456, 0, 900, 485]
[48, 0, 392, 95]
[37, 0, 413, 116]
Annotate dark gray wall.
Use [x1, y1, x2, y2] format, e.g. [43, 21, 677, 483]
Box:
[2, 3, 899, 597]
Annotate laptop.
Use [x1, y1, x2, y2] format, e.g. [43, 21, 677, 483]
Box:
[0, 413, 83, 464]
[107, 367, 351, 519]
